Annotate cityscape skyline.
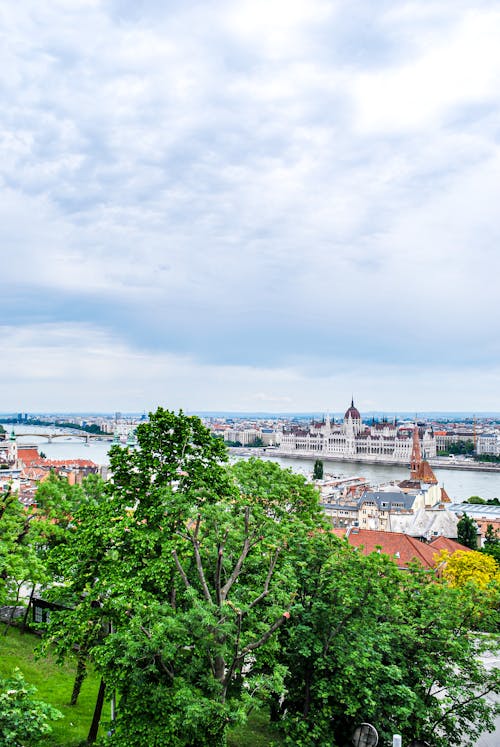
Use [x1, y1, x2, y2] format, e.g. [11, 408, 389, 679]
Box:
[2, 2, 500, 412]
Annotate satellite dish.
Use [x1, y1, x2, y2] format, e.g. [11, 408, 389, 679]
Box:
[352, 723, 379, 746]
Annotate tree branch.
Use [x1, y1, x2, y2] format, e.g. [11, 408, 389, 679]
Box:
[139, 624, 175, 681]
[238, 612, 289, 659]
[246, 548, 281, 612]
[190, 515, 213, 603]
[430, 683, 500, 732]
[220, 507, 260, 602]
[171, 550, 191, 590]
[223, 612, 243, 701]
[215, 531, 229, 607]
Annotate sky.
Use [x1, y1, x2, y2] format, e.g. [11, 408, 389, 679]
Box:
[2, 0, 500, 414]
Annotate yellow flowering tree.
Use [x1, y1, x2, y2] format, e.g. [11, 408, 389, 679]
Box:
[436, 549, 500, 588]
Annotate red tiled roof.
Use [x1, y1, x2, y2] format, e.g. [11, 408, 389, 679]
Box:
[17, 447, 40, 467]
[428, 536, 471, 554]
[440, 487, 451, 503]
[346, 528, 437, 569]
[31, 458, 97, 468]
[21, 467, 48, 482]
[411, 459, 438, 485]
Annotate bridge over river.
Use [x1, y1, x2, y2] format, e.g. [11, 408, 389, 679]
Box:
[15, 431, 114, 443]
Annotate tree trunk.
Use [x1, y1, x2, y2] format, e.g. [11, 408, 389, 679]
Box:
[87, 678, 106, 744]
[21, 585, 36, 634]
[70, 654, 87, 706]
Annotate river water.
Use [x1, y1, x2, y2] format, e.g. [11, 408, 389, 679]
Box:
[5, 424, 500, 503]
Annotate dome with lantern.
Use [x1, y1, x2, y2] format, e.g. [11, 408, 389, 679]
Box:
[344, 398, 361, 422]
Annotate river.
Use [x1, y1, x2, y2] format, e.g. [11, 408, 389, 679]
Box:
[5, 424, 500, 502]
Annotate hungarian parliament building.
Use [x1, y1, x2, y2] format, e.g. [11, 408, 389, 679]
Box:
[279, 399, 437, 463]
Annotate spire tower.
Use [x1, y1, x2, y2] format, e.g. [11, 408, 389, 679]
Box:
[410, 424, 422, 478]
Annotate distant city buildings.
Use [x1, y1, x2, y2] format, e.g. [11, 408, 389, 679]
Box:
[0, 428, 18, 468]
[476, 433, 500, 456]
[3, 408, 500, 557]
[280, 399, 437, 463]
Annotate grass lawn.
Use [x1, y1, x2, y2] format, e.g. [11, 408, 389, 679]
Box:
[0, 623, 284, 746]
[0, 623, 103, 745]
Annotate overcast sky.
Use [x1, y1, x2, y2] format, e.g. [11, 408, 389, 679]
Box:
[2, 0, 500, 414]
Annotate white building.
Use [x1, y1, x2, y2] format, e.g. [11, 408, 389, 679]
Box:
[280, 399, 436, 463]
[0, 430, 18, 468]
[476, 433, 500, 457]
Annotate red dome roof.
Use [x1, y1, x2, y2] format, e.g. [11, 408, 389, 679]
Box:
[344, 399, 361, 421]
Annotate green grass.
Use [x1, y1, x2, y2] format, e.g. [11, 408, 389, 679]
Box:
[227, 709, 284, 747]
[0, 624, 103, 746]
[0, 624, 284, 746]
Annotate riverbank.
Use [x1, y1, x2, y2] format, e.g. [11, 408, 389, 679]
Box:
[5, 426, 500, 501]
[228, 448, 500, 473]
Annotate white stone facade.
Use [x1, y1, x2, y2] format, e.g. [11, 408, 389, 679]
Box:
[476, 434, 500, 456]
[280, 401, 436, 463]
[0, 432, 17, 467]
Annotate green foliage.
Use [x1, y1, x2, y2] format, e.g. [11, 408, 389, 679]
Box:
[467, 496, 500, 507]
[481, 524, 500, 564]
[44, 413, 320, 746]
[484, 524, 500, 546]
[0, 473, 90, 608]
[446, 440, 475, 455]
[230, 458, 323, 525]
[312, 460, 324, 480]
[272, 534, 500, 747]
[0, 668, 62, 746]
[37, 412, 500, 747]
[242, 437, 265, 447]
[1, 627, 279, 747]
[0, 486, 44, 606]
[457, 513, 479, 550]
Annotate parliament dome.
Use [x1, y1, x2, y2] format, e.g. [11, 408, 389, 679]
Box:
[344, 399, 361, 421]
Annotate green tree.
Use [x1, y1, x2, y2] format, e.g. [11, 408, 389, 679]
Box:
[448, 440, 475, 455]
[468, 495, 486, 504]
[37, 473, 109, 706]
[230, 458, 323, 524]
[0, 472, 88, 632]
[274, 535, 500, 747]
[457, 513, 478, 550]
[313, 459, 324, 480]
[45, 413, 320, 746]
[0, 668, 62, 746]
[484, 523, 500, 547]
[0, 486, 45, 612]
[481, 524, 500, 564]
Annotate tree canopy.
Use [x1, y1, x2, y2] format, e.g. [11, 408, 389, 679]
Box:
[25, 409, 500, 747]
[45, 411, 323, 746]
[313, 459, 324, 480]
[267, 530, 500, 747]
[437, 549, 500, 589]
[457, 513, 479, 550]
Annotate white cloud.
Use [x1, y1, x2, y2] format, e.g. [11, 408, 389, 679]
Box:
[2, 1, 500, 410]
[353, 8, 500, 133]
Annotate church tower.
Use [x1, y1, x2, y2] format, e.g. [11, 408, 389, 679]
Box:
[410, 424, 438, 485]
